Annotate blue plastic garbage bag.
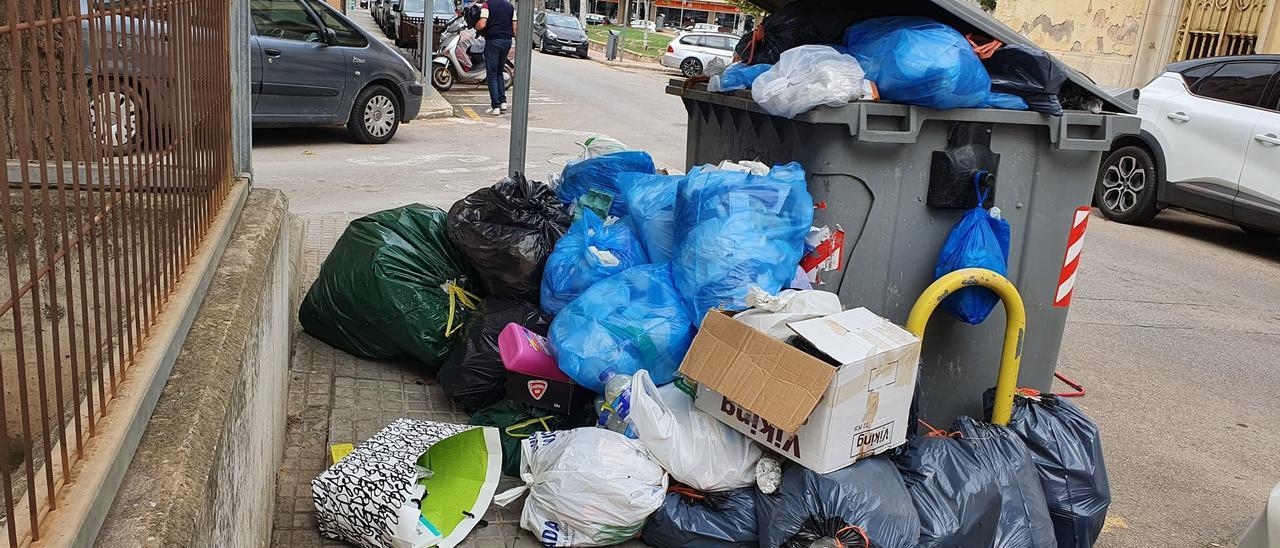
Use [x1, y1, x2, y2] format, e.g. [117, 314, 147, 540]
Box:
[673, 163, 814, 326]
[756, 457, 921, 548]
[548, 263, 695, 393]
[986, 91, 1030, 110]
[558, 150, 657, 217]
[987, 390, 1111, 548]
[895, 430, 1004, 546]
[844, 17, 992, 110]
[641, 488, 758, 548]
[619, 173, 682, 263]
[541, 209, 650, 316]
[933, 183, 1010, 324]
[951, 416, 1058, 548]
[710, 63, 773, 92]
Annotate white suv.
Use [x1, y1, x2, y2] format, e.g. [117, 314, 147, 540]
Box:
[1095, 55, 1280, 235]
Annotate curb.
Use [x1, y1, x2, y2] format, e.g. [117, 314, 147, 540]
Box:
[585, 42, 676, 74]
[416, 101, 456, 120]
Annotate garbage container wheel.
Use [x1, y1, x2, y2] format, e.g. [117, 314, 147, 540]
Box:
[1095, 145, 1158, 225]
[680, 57, 704, 77]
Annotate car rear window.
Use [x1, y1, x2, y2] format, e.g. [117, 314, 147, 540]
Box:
[1191, 61, 1276, 107]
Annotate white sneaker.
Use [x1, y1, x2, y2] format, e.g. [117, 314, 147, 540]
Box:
[486, 107, 501, 116]
[500, 102, 509, 111]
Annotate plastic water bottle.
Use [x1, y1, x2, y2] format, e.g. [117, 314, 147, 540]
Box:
[596, 369, 636, 438]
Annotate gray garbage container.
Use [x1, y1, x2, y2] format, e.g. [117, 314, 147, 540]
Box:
[666, 86, 1139, 425]
[606, 30, 620, 61]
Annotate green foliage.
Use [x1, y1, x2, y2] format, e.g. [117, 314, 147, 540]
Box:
[724, 0, 766, 17]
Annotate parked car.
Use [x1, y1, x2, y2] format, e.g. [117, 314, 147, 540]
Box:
[371, 0, 389, 28]
[390, 0, 457, 49]
[1094, 54, 1280, 236]
[685, 22, 725, 33]
[585, 13, 607, 25]
[250, 0, 424, 143]
[629, 19, 656, 31]
[533, 11, 589, 59]
[661, 31, 735, 77]
[379, 0, 402, 36]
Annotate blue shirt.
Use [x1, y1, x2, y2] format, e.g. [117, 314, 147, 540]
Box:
[479, 0, 514, 40]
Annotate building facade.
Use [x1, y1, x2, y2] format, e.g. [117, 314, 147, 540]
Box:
[994, 0, 1278, 87]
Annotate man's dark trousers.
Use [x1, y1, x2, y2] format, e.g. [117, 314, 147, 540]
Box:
[484, 38, 511, 109]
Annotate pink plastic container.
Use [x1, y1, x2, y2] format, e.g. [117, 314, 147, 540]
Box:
[499, 323, 569, 382]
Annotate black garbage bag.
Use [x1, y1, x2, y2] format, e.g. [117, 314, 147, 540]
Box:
[446, 173, 571, 301]
[467, 399, 573, 477]
[641, 487, 758, 548]
[299, 204, 477, 367]
[951, 416, 1058, 548]
[439, 298, 551, 412]
[895, 432, 1004, 546]
[987, 390, 1111, 548]
[756, 457, 920, 548]
[984, 44, 1069, 116]
[734, 0, 859, 65]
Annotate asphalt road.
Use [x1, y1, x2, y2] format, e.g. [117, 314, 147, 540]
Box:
[253, 37, 1280, 548]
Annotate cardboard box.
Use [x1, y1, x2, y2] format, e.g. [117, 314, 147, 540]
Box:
[679, 308, 920, 474]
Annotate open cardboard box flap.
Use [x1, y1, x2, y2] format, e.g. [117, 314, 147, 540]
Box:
[678, 311, 835, 432]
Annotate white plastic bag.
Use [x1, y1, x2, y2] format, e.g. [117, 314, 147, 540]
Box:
[578, 136, 629, 160]
[627, 370, 762, 492]
[751, 45, 875, 119]
[734, 288, 843, 339]
[495, 428, 667, 546]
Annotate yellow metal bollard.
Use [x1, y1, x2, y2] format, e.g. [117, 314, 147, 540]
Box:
[906, 268, 1026, 426]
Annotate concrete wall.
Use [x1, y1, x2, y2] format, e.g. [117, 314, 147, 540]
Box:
[97, 189, 291, 548]
[994, 0, 1280, 87]
[993, 0, 1152, 86]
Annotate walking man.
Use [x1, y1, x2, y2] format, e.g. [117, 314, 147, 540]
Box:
[475, 0, 515, 116]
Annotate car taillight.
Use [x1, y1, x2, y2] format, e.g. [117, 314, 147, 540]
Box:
[667, 44, 674, 53]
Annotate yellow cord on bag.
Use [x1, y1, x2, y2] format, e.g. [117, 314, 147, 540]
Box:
[504, 416, 554, 439]
[906, 268, 1026, 427]
[443, 280, 480, 337]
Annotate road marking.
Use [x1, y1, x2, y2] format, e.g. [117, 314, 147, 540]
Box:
[345, 152, 491, 167]
[462, 106, 482, 121]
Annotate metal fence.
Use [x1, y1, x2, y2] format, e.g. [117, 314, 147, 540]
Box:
[0, 0, 232, 544]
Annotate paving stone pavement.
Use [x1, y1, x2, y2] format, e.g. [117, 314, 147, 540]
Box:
[271, 214, 647, 548]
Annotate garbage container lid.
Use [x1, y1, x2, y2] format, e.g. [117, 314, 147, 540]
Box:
[739, 0, 1135, 114]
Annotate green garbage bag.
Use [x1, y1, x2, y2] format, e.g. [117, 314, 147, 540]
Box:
[468, 400, 571, 477]
[299, 204, 480, 367]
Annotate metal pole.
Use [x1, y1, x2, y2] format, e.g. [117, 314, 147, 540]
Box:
[509, 0, 535, 177]
[427, 6, 437, 77]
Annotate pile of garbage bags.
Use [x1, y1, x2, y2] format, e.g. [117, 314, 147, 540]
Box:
[716, 1, 1072, 118]
[300, 138, 1111, 547]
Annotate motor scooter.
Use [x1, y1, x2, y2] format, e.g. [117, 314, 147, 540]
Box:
[431, 15, 515, 92]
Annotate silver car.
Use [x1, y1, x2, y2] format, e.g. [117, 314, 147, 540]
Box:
[661, 31, 737, 77]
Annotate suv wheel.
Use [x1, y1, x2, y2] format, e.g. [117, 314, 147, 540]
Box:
[680, 57, 703, 77]
[1095, 145, 1158, 224]
[348, 85, 400, 144]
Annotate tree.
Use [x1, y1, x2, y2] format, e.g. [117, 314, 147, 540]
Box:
[724, 0, 765, 17]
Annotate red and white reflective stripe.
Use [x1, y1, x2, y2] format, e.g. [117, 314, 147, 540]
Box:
[1054, 206, 1092, 307]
